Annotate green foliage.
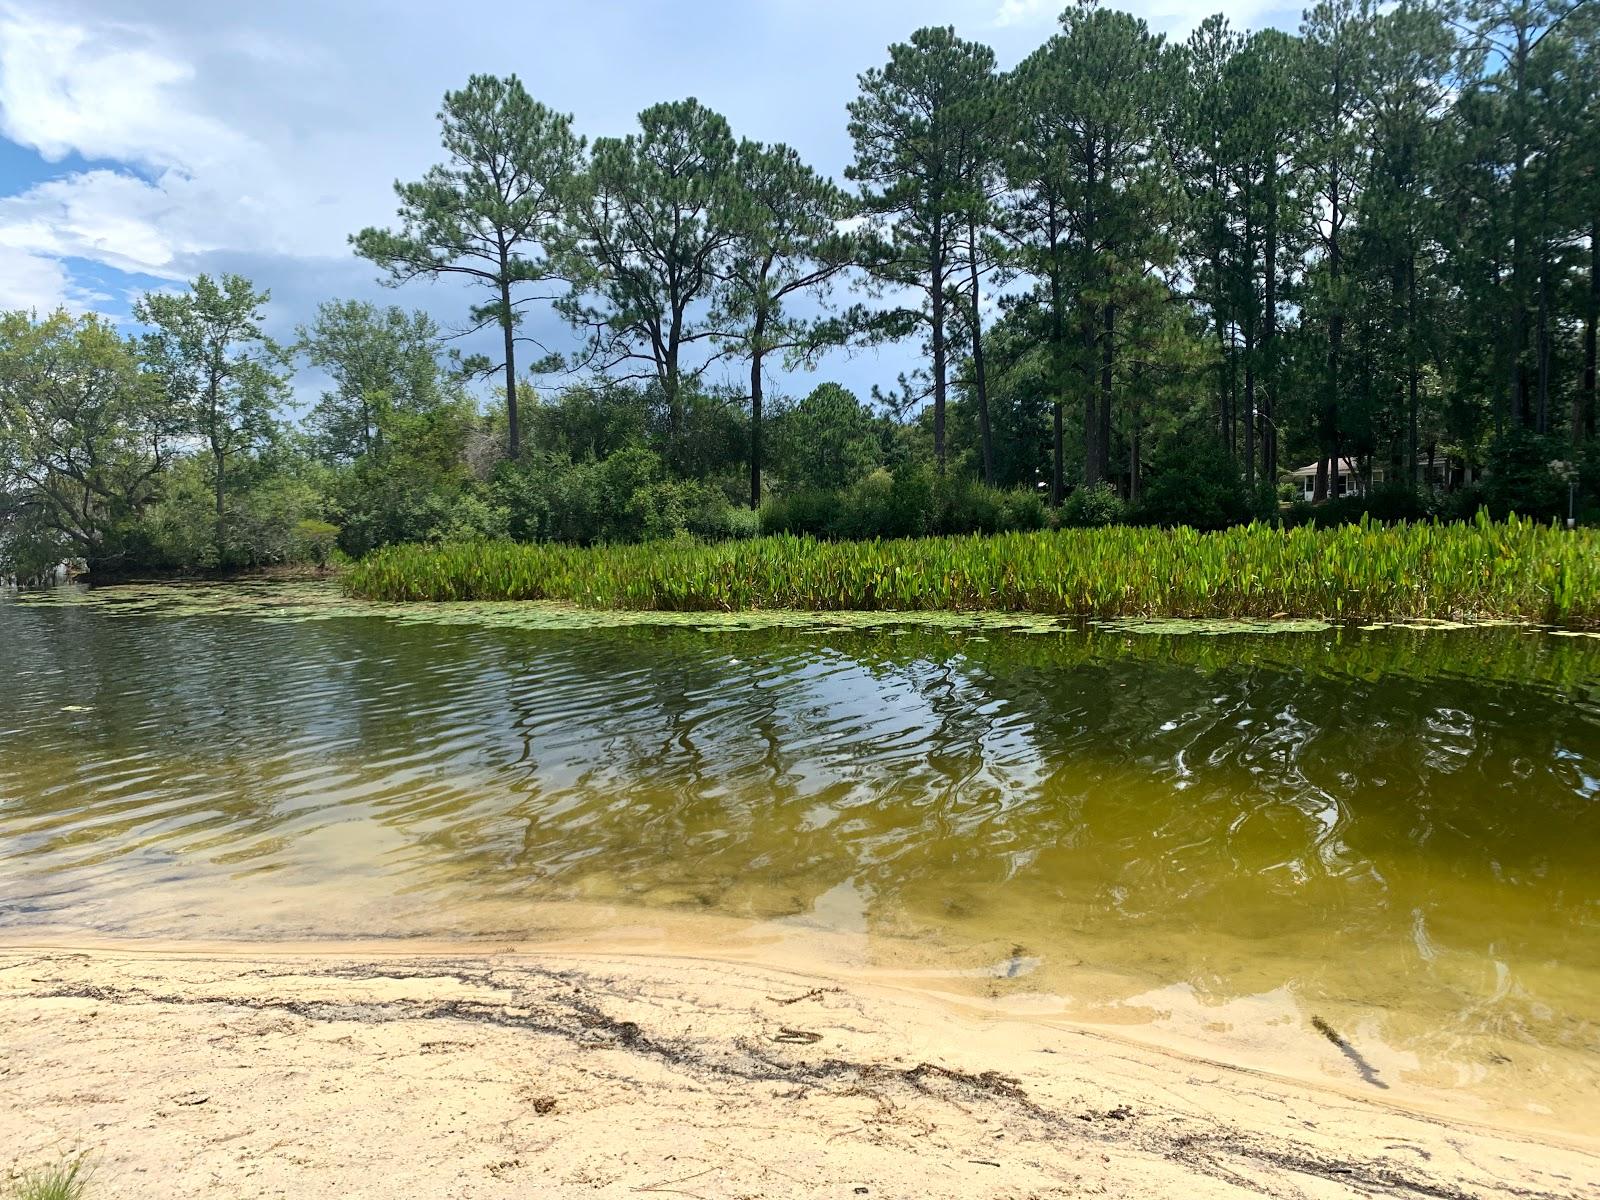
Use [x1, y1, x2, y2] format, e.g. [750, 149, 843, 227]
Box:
[562, 99, 739, 455]
[12, 5, 1600, 581]
[0, 310, 169, 571]
[1135, 435, 1252, 530]
[1480, 430, 1571, 520]
[347, 516, 1600, 628]
[294, 519, 341, 567]
[760, 464, 1045, 539]
[770, 384, 883, 492]
[1058, 484, 1126, 528]
[847, 25, 999, 471]
[297, 301, 456, 463]
[130, 458, 334, 572]
[351, 74, 583, 458]
[487, 446, 751, 546]
[720, 139, 858, 506]
[135, 274, 290, 560]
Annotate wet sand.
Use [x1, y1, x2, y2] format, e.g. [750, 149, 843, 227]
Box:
[3, 945, 1595, 1199]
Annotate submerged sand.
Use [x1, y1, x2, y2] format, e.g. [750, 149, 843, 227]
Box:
[2, 947, 1594, 1199]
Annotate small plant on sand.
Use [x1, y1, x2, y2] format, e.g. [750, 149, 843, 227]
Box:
[9, 1156, 92, 1200]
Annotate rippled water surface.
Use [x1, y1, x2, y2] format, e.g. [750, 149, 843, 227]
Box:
[3, 582, 1598, 1132]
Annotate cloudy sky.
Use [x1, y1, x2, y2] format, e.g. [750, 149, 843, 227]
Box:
[0, 0, 1298, 407]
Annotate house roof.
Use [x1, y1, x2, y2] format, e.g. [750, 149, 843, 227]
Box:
[1289, 458, 1361, 477]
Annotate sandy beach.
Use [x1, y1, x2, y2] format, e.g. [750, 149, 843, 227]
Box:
[3, 945, 1595, 1199]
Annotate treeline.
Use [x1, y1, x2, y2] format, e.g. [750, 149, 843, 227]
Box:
[2, 0, 1598, 576]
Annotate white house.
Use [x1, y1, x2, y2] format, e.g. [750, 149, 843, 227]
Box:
[1289, 457, 1365, 501]
[1288, 457, 1464, 502]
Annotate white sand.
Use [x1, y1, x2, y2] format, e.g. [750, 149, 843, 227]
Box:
[3, 945, 1595, 1199]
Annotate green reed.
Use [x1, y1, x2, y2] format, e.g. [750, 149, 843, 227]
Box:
[343, 513, 1600, 626]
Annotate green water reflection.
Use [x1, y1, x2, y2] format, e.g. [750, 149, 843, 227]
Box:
[2, 583, 1597, 1126]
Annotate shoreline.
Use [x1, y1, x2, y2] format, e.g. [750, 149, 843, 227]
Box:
[4, 944, 1595, 1198]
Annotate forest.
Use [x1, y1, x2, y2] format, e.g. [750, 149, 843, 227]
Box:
[1, 0, 1597, 578]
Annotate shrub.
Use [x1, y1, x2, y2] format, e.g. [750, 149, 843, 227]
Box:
[999, 487, 1049, 532]
[1135, 437, 1250, 531]
[883, 463, 934, 537]
[1480, 432, 1565, 519]
[1058, 483, 1125, 528]
[1362, 482, 1427, 523]
[293, 518, 341, 567]
[1309, 494, 1372, 528]
[758, 467, 1046, 540]
[1280, 499, 1317, 528]
[933, 474, 1004, 534]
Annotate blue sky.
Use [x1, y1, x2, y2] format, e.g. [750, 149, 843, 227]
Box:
[0, 0, 1298, 411]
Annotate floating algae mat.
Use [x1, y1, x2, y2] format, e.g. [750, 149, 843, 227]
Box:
[3, 580, 1600, 1136]
[16, 579, 1085, 633]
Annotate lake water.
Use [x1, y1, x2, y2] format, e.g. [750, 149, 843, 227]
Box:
[2, 582, 1597, 1136]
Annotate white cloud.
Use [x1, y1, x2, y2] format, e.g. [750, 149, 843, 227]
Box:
[0, 170, 188, 277]
[0, 243, 68, 309]
[993, 0, 1057, 28]
[0, 2, 384, 295]
[0, 243, 108, 312]
[0, 3, 245, 170]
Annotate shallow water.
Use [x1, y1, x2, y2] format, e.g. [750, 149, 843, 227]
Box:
[2, 582, 1598, 1134]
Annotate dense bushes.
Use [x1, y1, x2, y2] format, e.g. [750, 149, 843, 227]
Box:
[760, 464, 1047, 539]
[489, 448, 754, 545]
[1132, 436, 1253, 530]
[1059, 484, 1125, 528]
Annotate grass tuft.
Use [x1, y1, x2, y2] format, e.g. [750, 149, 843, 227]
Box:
[9, 1157, 91, 1200]
[344, 515, 1600, 627]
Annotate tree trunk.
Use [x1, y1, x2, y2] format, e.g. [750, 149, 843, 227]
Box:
[212, 443, 226, 556]
[1243, 324, 1256, 494]
[1219, 340, 1232, 456]
[749, 312, 766, 510]
[967, 217, 993, 486]
[1241, 196, 1255, 490]
[1129, 364, 1144, 507]
[1083, 315, 1100, 487]
[500, 275, 520, 460]
[1214, 228, 1230, 454]
[1082, 154, 1100, 489]
[1583, 217, 1598, 447]
[1048, 235, 1066, 505]
[1507, 30, 1530, 430]
[1098, 295, 1115, 491]
[1316, 156, 1342, 505]
[1407, 254, 1419, 486]
[931, 238, 947, 475]
[665, 304, 685, 461]
[1536, 254, 1551, 435]
[207, 377, 226, 555]
[1491, 255, 1505, 440]
[1263, 176, 1279, 484]
[1129, 419, 1141, 508]
[1052, 403, 1064, 507]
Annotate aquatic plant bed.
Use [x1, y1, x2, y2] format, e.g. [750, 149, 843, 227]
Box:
[343, 515, 1599, 626]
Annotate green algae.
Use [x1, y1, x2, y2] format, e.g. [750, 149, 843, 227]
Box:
[1090, 616, 1332, 636]
[18, 580, 1572, 644]
[14, 580, 1088, 636]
